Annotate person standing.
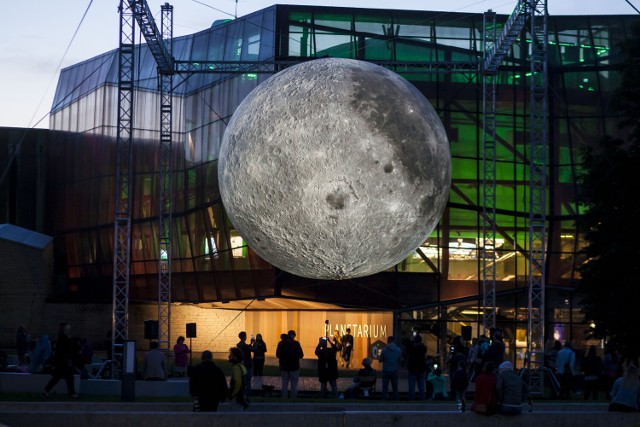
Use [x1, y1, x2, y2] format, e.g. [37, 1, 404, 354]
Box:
[496, 361, 528, 415]
[582, 345, 603, 400]
[43, 322, 79, 398]
[341, 328, 354, 369]
[142, 341, 168, 380]
[315, 337, 339, 397]
[189, 350, 228, 412]
[173, 336, 190, 377]
[30, 334, 52, 373]
[448, 339, 467, 397]
[603, 346, 622, 399]
[332, 329, 343, 352]
[555, 340, 576, 399]
[237, 331, 253, 399]
[229, 347, 249, 410]
[451, 360, 469, 411]
[482, 330, 505, 367]
[276, 330, 304, 398]
[379, 336, 402, 400]
[406, 334, 427, 400]
[251, 333, 267, 389]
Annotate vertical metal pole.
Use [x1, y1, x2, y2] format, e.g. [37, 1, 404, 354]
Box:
[112, 0, 135, 378]
[527, 0, 548, 397]
[158, 2, 174, 355]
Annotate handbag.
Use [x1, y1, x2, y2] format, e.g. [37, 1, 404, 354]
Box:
[474, 390, 494, 414]
[475, 403, 488, 414]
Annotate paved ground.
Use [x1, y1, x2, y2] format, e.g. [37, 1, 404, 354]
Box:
[2, 372, 635, 427]
[0, 400, 637, 427]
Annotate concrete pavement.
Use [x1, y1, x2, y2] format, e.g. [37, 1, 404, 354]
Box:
[1, 401, 638, 427]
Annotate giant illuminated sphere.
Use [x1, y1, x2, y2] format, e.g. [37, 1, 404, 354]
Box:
[218, 58, 451, 279]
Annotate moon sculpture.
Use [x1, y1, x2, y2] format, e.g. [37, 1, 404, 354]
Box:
[218, 58, 451, 280]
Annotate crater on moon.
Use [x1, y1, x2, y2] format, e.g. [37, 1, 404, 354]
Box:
[218, 58, 451, 280]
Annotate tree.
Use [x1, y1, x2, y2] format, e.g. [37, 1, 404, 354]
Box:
[577, 22, 640, 361]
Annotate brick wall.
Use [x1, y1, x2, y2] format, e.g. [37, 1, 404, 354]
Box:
[1, 298, 245, 355]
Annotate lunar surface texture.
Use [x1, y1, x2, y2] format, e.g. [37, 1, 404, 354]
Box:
[218, 58, 451, 280]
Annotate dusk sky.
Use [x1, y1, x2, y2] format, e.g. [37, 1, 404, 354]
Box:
[1, 0, 637, 129]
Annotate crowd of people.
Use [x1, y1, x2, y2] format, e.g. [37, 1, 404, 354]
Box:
[0, 323, 95, 398]
[5, 322, 640, 414]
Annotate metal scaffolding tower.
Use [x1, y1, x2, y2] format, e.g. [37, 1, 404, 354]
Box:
[112, 0, 136, 376]
[526, 0, 548, 397]
[481, 10, 498, 336]
[480, 1, 527, 335]
[480, 0, 548, 395]
[113, 0, 175, 374]
[157, 3, 174, 355]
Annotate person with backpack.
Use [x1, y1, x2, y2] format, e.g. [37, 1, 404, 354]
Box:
[229, 347, 249, 410]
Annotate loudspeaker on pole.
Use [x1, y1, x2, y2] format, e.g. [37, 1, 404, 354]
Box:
[144, 320, 159, 340]
[186, 322, 197, 338]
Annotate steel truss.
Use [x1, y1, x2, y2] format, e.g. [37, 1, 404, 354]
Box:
[481, 10, 498, 337]
[480, 1, 528, 336]
[174, 59, 480, 74]
[112, 0, 135, 377]
[480, 0, 548, 396]
[526, 0, 548, 397]
[157, 3, 174, 355]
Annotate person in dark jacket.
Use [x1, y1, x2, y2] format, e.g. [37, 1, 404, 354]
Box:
[251, 333, 267, 389]
[315, 337, 339, 397]
[451, 360, 469, 409]
[379, 336, 402, 400]
[43, 322, 79, 398]
[482, 330, 505, 367]
[276, 330, 304, 398]
[189, 350, 228, 412]
[237, 331, 253, 398]
[406, 334, 427, 400]
[582, 345, 604, 400]
[341, 328, 354, 368]
[496, 361, 528, 415]
[344, 358, 377, 398]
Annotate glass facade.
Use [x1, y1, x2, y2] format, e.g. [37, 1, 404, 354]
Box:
[3, 6, 637, 353]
